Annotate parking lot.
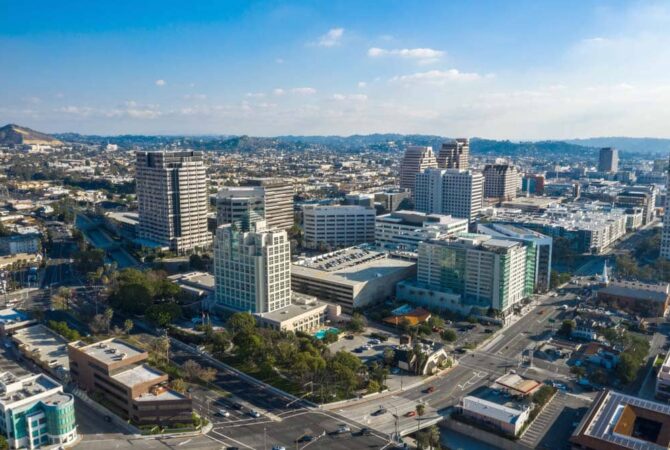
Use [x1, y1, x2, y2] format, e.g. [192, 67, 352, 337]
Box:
[329, 328, 400, 363]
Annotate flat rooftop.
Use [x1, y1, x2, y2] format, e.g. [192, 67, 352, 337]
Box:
[575, 390, 670, 450]
[74, 338, 146, 365]
[0, 308, 30, 325]
[12, 324, 69, 370]
[168, 271, 215, 290]
[112, 364, 165, 388]
[257, 293, 326, 323]
[462, 395, 528, 424]
[0, 373, 60, 405]
[293, 248, 415, 285]
[135, 388, 186, 402]
[599, 283, 669, 303]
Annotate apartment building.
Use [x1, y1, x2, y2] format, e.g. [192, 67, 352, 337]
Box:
[437, 138, 469, 169]
[213, 221, 291, 313]
[241, 178, 294, 231]
[67, 338, 192, 426]
[398, 146, 437, 195]
[302, 205, 376, 250]
[376, 210, 468, 252]
[483, 164, 520, 200]
[0, 372, 77, 449]
[415, 168, 484, 223]
[135, 151, 211, 253]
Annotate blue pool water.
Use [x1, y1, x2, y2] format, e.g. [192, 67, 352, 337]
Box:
[314, 327, 340, 340]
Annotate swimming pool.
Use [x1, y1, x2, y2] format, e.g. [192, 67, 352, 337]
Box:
[314, 327, 340, 340]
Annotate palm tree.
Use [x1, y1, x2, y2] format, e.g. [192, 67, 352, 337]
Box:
[427, 425, 441, 450]
[416, 402, 426, 434]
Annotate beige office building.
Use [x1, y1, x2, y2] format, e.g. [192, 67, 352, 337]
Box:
[437, 138, 469, 169]
[399, 146, 438, 195]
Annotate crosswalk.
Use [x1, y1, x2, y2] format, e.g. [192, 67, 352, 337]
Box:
[519, 391, 566, 448]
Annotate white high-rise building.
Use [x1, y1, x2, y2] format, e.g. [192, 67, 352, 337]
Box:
[302, 205, 376, 250]
[136, 151, 211, 253]
[376, 210, 468, 251]
[216, 186, 265, 229]
[213, 221, 291, 313]
[437, 138, 469, 169]
[662, 157, 670, 260]
[399, 146, 438, 195]
[415, 168, 484, 223]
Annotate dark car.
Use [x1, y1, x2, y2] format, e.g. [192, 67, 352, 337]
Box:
[372, 407, 387, 416]
[232, 402, 244, 410]
[296, 435, 314, 443]
[359, 427, 372, 436]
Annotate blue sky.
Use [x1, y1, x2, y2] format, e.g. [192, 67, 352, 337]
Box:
[1, 0, 669, 138]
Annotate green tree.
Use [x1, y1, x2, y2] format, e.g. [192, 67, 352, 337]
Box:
[558, 319, 575, 337]
[441, 329, 457, 342]
[226, 312, 257, 336]
[146, 302, 182, 327]
[123, 319, 134, 334]
[171, 378, 187, 393]
[366, 379, 380, 394]
[346, 313, 367, 333]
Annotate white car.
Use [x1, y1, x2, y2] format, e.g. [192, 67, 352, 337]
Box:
[249, 410, 261, 418]
[218, 409, 230, 417]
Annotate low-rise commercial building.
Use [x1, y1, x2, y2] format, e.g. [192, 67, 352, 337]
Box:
[67, 338, 192, 426]
[0, 372, 78, 449]
[0, 309, 37, 337]
[571, 390, 670, 450]
[292, 247, 416, 313]
[256, 293, 341, 333]
[459, 395, 531, 436]
[597, 281, 670, 318]
[0, 234, 40, 255]
[12, 324, 70, 381]
[376, 210, 468, 252]
[302, 205, 376, 250]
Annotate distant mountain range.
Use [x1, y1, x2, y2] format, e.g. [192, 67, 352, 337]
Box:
[3, 123, 669, 155]
[0, 124, 63, 146]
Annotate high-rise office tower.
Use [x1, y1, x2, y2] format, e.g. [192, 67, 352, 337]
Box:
[483, 164, 520, 200]
[399, 146, 438, 195]
[415, 168, 484, 223]
[598, 147, 619, 173]
[437, 138, 470, 169]
[214, 220, 291, 313]
[241, 178, 294, 230]
[136, 150, 211, 253]
[216, 186, 265, 231]
[662, 157, 670, 260]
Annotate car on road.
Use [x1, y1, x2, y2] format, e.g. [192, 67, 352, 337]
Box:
[218, 409, 230, 417]
[249, 410, 261, 418]
[405, 411, 416, 417]
[358, 427, 372, 436]
[336, 425, 351, 434]
[372, 406, 387, 416]
[423, 386, 435, 394]
[296, 435, 314, 443]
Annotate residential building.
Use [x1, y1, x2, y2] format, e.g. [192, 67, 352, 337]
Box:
[292, 247, 416, 313]
[596, 280, 670, 317]
[302, 205, 376, 250]
[135, 151, 211, 253]
[0, 234, 40, 256]
[415, 168, 484, 223]
[241, 178, 294, 231]
[0, 372, 77, 449]
[437, 138, 469, 169]
[571, 390, 670, 450]
[656, 352, 670, 401]
[397, 234, 533, 318]
[459, 395, 530, 436]
[483, 164, 519, 200]
[376, 210, 468, 252]
[67, 338, 192, 426]
[215, 186, 265, 230]
[398, 146, 437, 195]
[477, 223, 552, 292]
[598, 147, 619, 173]
[213, 221, 291, 314]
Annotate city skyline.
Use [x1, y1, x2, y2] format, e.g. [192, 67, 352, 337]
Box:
[3, 1, 670, 139]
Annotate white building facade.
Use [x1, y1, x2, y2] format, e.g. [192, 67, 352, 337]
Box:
[415, 168, 484, 223]
[302, 205, 375, 250]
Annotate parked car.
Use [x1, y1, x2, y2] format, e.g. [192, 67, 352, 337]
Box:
[372, 406, 387, 416]
[218, 409, 231, 417]
[249, 410, 261, 418]
[296, 435, 314, 443]
[359, 427, 372, 436]
[336, 425, 351, 434]
[405, 411, 416, 417]
[232, 402, 244, 410]
[424, 386, 435, 394]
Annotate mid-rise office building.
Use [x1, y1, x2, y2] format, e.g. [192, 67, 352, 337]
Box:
[374, 190, 412, 213]
[215, 186, 265, 230]
[214, 221, 291, 313]
[0, 372, 77, 449]
[477, 223, 552, 293]
[136, 151, 211, 253]
[344, 193, 375, 209]
[415, 168, 484, 223]
[240, 178, 294, 231]
[437, 138, 469, 169]
[399, 146, 438, 195]
[68, 338, 192, 426]
[598, 147, 619, 173]
[302, 205, 375, 250]
[376, 210, 468, 252]
[397, 234, 533, 318]
[615, 186, 657, 225]
[662, 160, 670, 260]
[483, 164, 519, 200]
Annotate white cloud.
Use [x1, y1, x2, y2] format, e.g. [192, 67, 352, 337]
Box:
[332, 93, 368, 101]
[291, 87, 317, 95]
[273, 88, 285, 96]
[390, 69, 482, 85]
[357, 82, 367, 88]
[316, 28, 344, 47]
[155, 79, 166, 87]
[246, 92, 266, 98]
[368, 47, 444, 60]
[183, 94, 207, 100]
